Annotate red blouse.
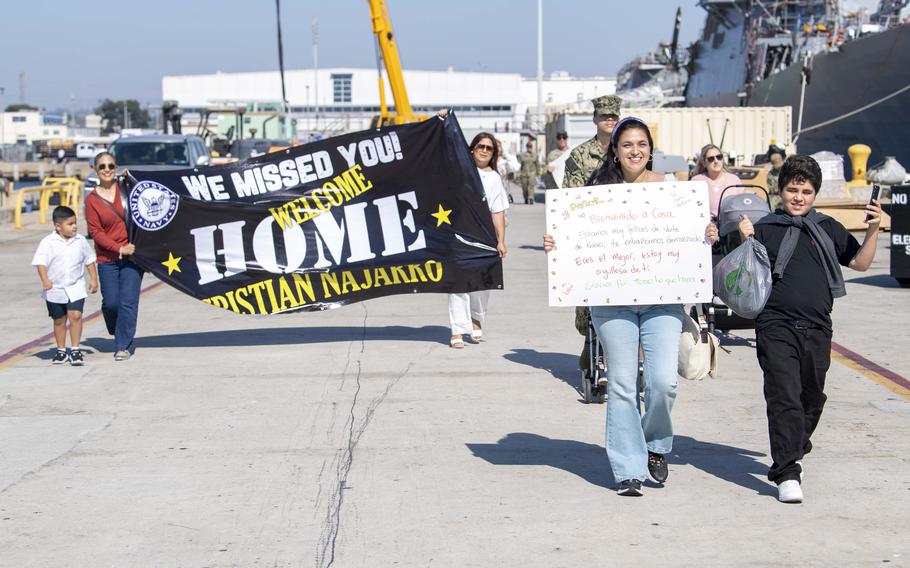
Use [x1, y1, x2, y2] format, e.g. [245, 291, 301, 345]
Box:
[85, 185, 128, 264]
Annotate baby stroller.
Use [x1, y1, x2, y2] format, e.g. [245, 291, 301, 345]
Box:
[704, 184, 771, 333]
[581, 312, 607, 403]
[580, 310, 645, 404]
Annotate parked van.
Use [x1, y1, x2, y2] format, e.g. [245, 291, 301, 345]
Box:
[75, 143, 103, 160]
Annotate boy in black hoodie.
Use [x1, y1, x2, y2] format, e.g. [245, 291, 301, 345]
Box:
[737, 155, 881, 503]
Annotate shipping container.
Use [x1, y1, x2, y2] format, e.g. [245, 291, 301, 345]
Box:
[549, 106, 792, 166]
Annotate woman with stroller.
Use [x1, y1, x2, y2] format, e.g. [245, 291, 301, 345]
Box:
[543, 117, 695, 497]
[691, 144, 743, 218]
[448, 131, 509, 348]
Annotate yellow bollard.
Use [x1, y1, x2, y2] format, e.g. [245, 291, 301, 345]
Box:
[38, 185, 68, 224]
[847, 144, 872, 188]
[13, 178, 84, 229]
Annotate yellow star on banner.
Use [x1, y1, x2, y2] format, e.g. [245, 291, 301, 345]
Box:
[431, 204, 453, 227]
[162, 252, 182, 275]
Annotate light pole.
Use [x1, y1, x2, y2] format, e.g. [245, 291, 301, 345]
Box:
[0, 87, 5, 148]
[537, 0, 543, 138]
[313, 17, 319, 131]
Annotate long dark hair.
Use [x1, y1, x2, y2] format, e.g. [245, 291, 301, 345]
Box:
[587, 118, 654, 185]
[469, 132, 499, 171]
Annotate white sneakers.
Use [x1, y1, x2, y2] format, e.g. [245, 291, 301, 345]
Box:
[777, 479, 804, 503]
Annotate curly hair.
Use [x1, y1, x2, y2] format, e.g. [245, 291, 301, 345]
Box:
[778, 154, 822, 193]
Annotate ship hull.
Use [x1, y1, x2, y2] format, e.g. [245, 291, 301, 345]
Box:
[689, 23, 910, 172]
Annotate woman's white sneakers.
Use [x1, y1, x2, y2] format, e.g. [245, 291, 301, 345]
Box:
[777, 479, 803, 503]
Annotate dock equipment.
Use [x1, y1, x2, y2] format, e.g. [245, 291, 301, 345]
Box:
[14, 177, 84, 229]
[368, 0, 428, 128]
[892, 185, 910, 287]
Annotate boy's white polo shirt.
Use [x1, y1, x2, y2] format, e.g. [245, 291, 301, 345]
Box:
[31, 232, 97, 304]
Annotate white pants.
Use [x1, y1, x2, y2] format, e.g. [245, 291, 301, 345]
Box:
[448, 291, 490, 335]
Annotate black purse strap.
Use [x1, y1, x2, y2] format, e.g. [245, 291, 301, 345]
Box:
[88, 185, 127, 222]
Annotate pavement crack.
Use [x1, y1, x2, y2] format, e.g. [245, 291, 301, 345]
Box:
[0, 412, 117, 495]
[315, 304, 413, 568]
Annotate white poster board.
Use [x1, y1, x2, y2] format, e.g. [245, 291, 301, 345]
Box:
[549, 151, 569, 189]
[546, 180, 713, 307]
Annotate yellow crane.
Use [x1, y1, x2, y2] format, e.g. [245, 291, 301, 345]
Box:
[368, 0, 428, 128]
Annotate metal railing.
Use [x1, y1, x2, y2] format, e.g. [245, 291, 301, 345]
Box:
[14, 177, 84, 229]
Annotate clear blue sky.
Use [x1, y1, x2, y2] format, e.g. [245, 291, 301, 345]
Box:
[1, 0, 703, 112]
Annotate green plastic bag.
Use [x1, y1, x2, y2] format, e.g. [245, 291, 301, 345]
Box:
[712, 238, 773, 319]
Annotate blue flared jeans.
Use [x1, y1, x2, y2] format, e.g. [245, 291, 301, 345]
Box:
[97, 259, 144, 353]
[591, 303, 683, 483]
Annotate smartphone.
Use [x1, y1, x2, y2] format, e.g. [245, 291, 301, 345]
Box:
[865, 185, 880, 222]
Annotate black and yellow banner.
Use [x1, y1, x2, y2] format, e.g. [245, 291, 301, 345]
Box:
[123, 113, 502, 314]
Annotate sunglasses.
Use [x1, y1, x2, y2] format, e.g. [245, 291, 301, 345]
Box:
[474, 144, 494, 152]
[96, 163, 117, 171]
[704, 155, 723, 163]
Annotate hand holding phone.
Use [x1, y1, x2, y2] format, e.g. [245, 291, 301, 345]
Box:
[865, 185, 880, 223]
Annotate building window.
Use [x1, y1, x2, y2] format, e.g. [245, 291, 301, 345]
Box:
[11, 116, 26, 123]
[332, 74, 352, 103]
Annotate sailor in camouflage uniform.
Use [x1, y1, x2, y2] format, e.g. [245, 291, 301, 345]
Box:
[562, 95, 622, 188]
[562, 95, 622, 372]
[516, 139, 540, 204]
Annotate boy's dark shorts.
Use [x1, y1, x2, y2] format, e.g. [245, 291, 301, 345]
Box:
[46, 298, 85, 319]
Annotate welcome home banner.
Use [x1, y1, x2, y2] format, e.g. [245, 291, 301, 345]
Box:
[123, 114, 503, 314]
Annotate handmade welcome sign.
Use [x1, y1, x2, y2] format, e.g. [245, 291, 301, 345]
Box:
[546, 181, 713, 307]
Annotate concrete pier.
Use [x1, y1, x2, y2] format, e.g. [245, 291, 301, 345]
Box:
[0, 198, 908, 567]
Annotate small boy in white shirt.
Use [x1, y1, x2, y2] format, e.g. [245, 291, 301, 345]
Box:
[31, 206, 98, 365]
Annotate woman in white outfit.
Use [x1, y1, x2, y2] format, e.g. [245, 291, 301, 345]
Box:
[449, 132, 509, 348]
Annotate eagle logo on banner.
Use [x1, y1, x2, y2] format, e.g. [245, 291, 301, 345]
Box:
[129, 180, 180, 231]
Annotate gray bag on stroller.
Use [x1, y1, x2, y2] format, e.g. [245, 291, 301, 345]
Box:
[713, 238, 773, 319]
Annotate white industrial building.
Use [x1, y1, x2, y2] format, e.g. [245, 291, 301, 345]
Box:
[0, 112, 70, 145]
[162, 68, 615, 151]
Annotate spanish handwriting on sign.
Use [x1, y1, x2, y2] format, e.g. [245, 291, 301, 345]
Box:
[546, 181, 713, 307]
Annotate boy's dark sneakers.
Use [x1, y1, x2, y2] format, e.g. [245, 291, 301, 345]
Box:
[617, 479, 643, 497]
[648, 452, 669, 483]
[51, 350, 69, 365]
[69, 349, 84, 366]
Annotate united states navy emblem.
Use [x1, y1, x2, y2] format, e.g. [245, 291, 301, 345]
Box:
[129, 180, 179, 231]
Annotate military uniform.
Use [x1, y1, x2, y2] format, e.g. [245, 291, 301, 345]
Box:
[562, 95, 622, 370]
[767, 169, 782, 210]
[563, 138, 609, 188]
[562, 95, 622, 188]
[517, 151, 540, 204]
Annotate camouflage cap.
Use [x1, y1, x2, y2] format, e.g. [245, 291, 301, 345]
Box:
[592, 95, 622, 117]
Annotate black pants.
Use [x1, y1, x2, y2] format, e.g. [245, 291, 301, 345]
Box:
[756, 321, 832, 484]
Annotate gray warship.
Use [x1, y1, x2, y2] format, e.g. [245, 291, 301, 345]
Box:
[684, 0, 910, 167]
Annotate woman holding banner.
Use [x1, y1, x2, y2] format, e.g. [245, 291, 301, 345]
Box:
[85, 152, 144, 361]
[543, 117, 685, 496]
[449, 132, 509, 348]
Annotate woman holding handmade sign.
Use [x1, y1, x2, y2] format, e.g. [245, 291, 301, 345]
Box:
[543, 117, 690, 497]
[448, 132, 509, 348]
